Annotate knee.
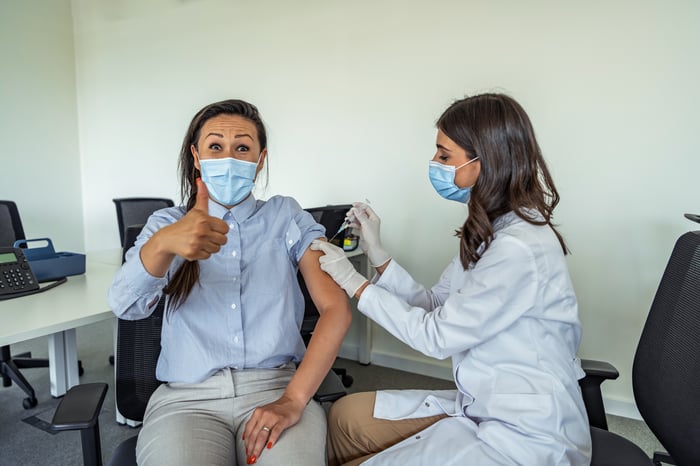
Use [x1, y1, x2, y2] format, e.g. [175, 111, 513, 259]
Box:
[328, 392, 375, 437]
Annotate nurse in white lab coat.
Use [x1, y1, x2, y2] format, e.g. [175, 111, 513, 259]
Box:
[311, 93, 592, 466]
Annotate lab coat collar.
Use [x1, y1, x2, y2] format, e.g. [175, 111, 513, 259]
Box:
[492, 209, 544, 232]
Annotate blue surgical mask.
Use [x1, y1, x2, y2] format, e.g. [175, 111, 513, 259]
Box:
[198, 155, 260, 206]
[428, 157, 479, 203]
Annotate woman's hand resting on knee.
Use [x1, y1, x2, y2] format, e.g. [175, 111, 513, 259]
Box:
[242, 393, 306, 464]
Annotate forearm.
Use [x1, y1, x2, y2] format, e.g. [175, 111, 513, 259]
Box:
[108, 252, 167, 320]
[284, 305, 351, 404]
[140, 226, 177, 278]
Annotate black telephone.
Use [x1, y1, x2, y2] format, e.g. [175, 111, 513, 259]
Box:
[0, 247, 66, 300]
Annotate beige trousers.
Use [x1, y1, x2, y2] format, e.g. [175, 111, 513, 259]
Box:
[136, 365, 327, 466]
[327, 392, 447, 466]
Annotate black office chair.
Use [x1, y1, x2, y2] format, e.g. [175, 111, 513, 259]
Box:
[112, 198, 174, 249]
[0, 200, 82, 409]
[577, 229, 700, 466]
[51, 223, 348, 466]
[109, 198, 175, 365]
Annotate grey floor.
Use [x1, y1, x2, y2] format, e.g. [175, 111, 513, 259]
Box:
[1, 319, 664, 465]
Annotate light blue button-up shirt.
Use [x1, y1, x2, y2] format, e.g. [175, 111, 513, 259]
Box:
[108, 195, 325, 383]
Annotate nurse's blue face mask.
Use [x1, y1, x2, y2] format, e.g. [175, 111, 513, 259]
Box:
[196, 152, 261, 206]
[428, 157, 480, 203]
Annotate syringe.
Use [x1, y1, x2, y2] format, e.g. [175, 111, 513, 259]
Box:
[329, 219, 351, 242]
[329, 199, 370, 242]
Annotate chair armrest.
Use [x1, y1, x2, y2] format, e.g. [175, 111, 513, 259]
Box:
[313, 369, 347, 403]
[580, 359, 619, 380]
[579, 359, 619, 431]
[51, 382, 108, 431]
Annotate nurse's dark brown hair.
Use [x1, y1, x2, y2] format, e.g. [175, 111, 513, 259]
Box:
[163, 99, 267, 311]
[437, 93, 568, 269]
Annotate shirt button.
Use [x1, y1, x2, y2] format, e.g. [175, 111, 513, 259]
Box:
[229, 223, 235, 229]
[232, 251, 237, 257]
[231, 303, 237, 310]
[288, 240, 293, 245]
[234, 336, 239, 343]
[232, 277, 237, 282]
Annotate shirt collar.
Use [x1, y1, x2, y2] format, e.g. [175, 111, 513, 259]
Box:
[207, 194, 257, 222]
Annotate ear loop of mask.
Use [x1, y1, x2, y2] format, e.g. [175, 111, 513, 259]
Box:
[455, 156, 480, 171]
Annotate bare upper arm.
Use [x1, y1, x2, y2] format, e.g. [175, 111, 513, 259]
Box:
[298, 240, 349, 316]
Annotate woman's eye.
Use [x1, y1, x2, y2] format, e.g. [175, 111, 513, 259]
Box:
[438, 154, 448, 162]
[208, 143, 222, 150]
[236, 145, 250, 152]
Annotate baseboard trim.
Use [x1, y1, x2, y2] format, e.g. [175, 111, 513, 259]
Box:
[339, 343, 642, 420]
[339, 343, 451, 380]
[603, 396, 642, 420]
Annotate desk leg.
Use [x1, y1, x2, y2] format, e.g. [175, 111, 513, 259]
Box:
[48, 329, 79, 397]
[357, 313, 372, 365]
[349, 253, 373, 365]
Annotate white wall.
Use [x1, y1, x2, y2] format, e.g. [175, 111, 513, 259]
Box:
[0, 0, 83, 252]
[6, 0, 700, 417]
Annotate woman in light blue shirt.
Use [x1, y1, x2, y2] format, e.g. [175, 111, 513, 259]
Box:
[312, 93, 591, 465]
[108, 99, 351, 466]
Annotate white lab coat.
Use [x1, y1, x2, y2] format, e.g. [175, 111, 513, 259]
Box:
[356, 211, 592, 465]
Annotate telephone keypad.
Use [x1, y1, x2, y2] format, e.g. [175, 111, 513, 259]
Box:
[1, 266, 36, 291]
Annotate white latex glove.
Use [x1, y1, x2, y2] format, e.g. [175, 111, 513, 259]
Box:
[346, 202, 391, 268]
[310, 239, 368, 298]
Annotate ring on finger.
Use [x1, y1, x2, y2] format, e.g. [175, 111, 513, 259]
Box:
[261, 426, 271, 433]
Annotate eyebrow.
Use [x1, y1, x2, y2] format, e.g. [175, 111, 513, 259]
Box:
[436, 143, 451, 152]
[204, 132, 254, 141]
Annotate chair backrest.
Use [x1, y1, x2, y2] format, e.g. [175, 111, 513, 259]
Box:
[0, 200, 26, 247]
[113, 197, 174, 247]
[632, 230, 700, 465]
[115, 224, 164, 422]
[298, 205, 352, 344]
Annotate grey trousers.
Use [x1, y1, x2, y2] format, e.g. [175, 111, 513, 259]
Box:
[136, 365, 327, 466]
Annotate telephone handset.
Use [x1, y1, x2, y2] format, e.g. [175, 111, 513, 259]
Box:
[0, 247, 66, 300]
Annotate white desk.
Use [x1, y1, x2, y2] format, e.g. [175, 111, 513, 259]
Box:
[0, 252, 119, 397]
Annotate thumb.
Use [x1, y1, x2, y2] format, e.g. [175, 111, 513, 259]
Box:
[363, 204, 379, 222]
[194, 178, 209, 212]
[310, 239, 329, 253]
[354, 207, 370, 225]
[310, 239, 341, 256]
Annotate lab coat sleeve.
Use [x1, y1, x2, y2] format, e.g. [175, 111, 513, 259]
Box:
[358, 235, 538, 360]
[372, 258, 455, 311]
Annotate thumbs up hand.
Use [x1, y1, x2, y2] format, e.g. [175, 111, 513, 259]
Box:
[168, 178, 230, 261]
[139, 179, 229, 277]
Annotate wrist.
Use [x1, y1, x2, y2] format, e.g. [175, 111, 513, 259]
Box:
[343, 273, 368, 298]
[354, 281, 370, 299]
[282, 386, 310, 409]
[368, 249, 391, 268]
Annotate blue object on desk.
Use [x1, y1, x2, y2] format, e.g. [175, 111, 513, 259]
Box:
[12, 238, 85, 283]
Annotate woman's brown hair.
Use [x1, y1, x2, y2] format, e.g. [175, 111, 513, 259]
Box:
[437, 93, 568, 269]
[164, 99, 267, 311]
